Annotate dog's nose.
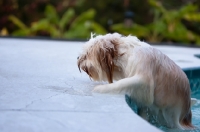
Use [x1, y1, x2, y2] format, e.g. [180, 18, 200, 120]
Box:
[77, 56, 79, 60]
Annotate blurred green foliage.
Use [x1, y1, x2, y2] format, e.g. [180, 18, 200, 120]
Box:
[111, 0, 200, 45]
[1, 0, 200, 45]
[9, 5, 106, 39]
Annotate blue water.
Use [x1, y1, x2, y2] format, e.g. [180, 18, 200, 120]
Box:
[160, 91, 200, 132]
[191, 91, 200, 132]
[125, 91, 200, 132]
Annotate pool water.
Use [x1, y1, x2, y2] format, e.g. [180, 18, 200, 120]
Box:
[189, 71, 200, 132]
[191, 90, 200, 131]
[125, 68, 200, 131]
[125, 90, 200, 132]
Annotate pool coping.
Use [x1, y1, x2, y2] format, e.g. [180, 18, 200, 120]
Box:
[0, 38, 162, 132]
[0, 37, 200, 132]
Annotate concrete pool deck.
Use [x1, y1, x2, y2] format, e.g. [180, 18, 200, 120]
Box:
[0, 38, 200, 132]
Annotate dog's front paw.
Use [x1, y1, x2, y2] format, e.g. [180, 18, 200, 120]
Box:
[93, 85, 110, 93]
[93, 85, 105, 93]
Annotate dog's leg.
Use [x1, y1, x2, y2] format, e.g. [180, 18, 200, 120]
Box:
[93, 75, 155, 106]
[162, 108, 183, 129]
[137, 107, 149, 121]
[93, 75, 143, 94]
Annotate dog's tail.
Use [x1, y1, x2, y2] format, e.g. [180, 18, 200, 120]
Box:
[180, 98, 197, 129]
[181, 110, 195, 129]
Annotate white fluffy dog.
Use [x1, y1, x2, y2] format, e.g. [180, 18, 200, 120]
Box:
[77, 33, 194, 129]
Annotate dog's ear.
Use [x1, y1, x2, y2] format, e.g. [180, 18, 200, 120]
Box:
[77, 55, 86, 72]
[97, 40, 118, 83]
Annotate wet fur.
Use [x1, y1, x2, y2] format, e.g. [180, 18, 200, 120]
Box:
[77, 33, 194, 129]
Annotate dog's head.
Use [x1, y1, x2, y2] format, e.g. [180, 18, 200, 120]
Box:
[77, 33, 123, 83]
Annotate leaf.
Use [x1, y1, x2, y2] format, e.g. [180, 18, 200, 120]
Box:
[59, 8, 75, 29]
[148, 0, 166, 14]
[44, 4, 59, 24]
[180, 3, 198, 14]
[31, 19, 60, 37]
[91, 21, 107, 34]
[8, 15, 28, 30]
[170, 4, 198, 20]
[184, 13, 200, 22]
[64, 22, 90, 39]
[149, 20, 166, 34]
[12, 29, 31, 36]
[70, 9, 95, 30]
[31, 19, 50, 31]
[111, 23, 149, 37]
[196, 38, 200, 45]
[163, 22, 194, 43]
[64, 19, 106, 39]
[64, 9, 97, 39]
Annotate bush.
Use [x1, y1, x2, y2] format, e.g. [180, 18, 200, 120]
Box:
[9, 4, 106, 39]
[111, 0, 200, 45]
[1, 0, 200, 45]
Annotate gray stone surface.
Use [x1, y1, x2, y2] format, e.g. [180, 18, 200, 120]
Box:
[155, 45, 200, 69]
[0, 38, 161, 132]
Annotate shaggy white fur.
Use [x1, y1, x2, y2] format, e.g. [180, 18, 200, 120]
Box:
[77, 33, 194, 129]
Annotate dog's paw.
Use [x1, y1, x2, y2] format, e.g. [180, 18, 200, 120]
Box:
[93, 85, 105, 93]
[93, 85, 103, 93]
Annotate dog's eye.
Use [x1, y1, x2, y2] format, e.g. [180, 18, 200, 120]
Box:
[77, 56, 79, 60]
